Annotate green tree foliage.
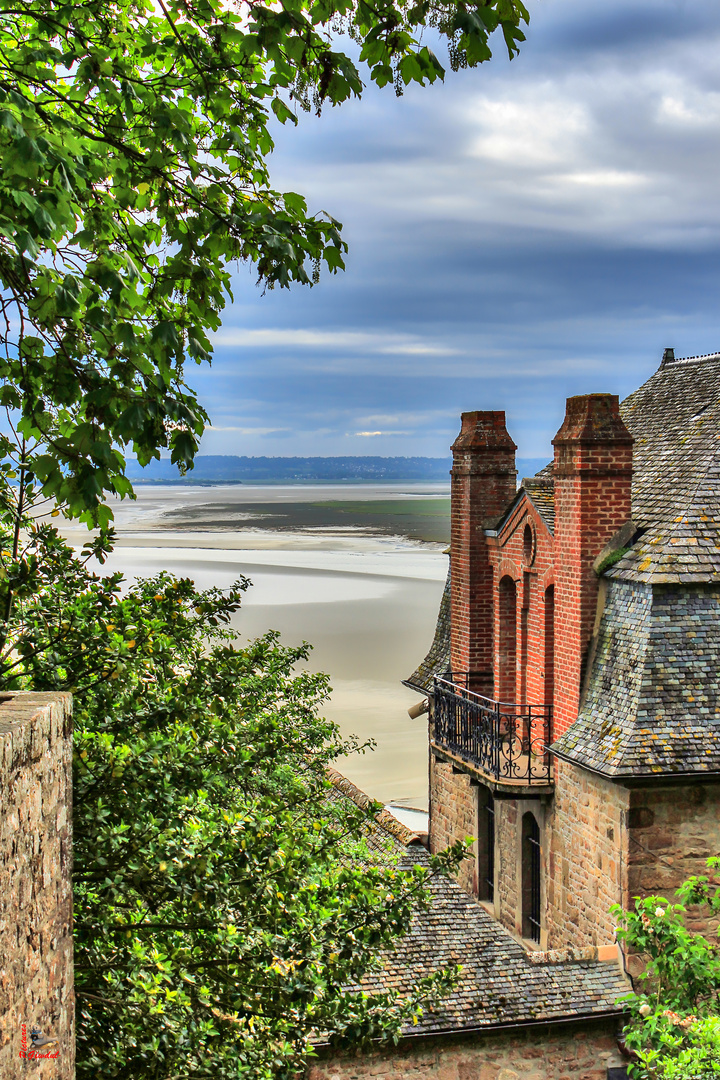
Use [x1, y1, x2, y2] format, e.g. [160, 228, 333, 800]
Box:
[1, 513, 462, 1078]
[612, 862, 720, 1079]
[0, 0, 529, 526]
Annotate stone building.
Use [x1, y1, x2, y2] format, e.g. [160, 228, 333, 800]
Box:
[308, 347, 720, 1080]
[403, 347, 720, 964]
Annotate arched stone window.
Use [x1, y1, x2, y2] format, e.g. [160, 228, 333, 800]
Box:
[544, 584, 555, 713]
[498, 575, 517, 702]
[476, 786, 495, 903]
[522, 811, 541, 943]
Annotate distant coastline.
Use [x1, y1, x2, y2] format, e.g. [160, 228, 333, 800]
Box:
[126, 455, 453, 485]
[125, 455, 548, 485]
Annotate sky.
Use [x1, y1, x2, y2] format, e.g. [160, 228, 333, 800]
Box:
[194, 0, 720, 464]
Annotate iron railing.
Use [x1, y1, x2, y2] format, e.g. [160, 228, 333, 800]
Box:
[432, 673, 553, 785]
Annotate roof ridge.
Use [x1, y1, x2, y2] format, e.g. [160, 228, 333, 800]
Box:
[670, 351, 720, 364]
[325, 766, 422, 846]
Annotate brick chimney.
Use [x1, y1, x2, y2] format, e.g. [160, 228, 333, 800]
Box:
[450, 412, 517, 684]
[552, 394, 633, 738]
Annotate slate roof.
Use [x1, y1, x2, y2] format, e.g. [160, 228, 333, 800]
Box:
[607, 352, 720, 584]
[521, 478, 555, 533]
[532, 352, 720, 582]
[329, 773, 629, 1037]
[552, 579, 720, 777]
[404, 564, 451, 693]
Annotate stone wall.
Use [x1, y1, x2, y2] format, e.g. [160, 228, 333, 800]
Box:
[308, 1017, 627, 1080]
[0, 692, 74, 1079]
[546, 761, 629, 950]
[627, 782, 720, 938]
[494, 798, 518, 931]
[429, 754, 477, 895]
[494, 799, 551, 949]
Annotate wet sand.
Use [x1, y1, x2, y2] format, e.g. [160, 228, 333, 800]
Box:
[62, 484, 449, 808]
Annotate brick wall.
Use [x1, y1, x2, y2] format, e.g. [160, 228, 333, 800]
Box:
[308, 1017, 627, 1079]
[546, 761, 629, 950]
[0, 692, 74, 1079]
[552, 395, 633, 741]
[450, 411, 516, 679]
[486, 500, 555, 711]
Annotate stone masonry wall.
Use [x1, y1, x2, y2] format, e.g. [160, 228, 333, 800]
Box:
[429, 755, 476, 895]
[0, 692, 74, 1079]
[627, 783, 720, 944]
[495, 798, 518, 933]
[546, 760, 629, 950]
[308, 1017, 626, 1080]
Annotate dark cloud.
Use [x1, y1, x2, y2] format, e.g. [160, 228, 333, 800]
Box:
[194, 0, 720, 462]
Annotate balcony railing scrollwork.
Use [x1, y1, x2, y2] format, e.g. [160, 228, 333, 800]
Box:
[432, 673, 553, 786]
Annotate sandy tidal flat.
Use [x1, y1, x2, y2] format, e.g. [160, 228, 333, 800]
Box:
[62, 483, 449, 809]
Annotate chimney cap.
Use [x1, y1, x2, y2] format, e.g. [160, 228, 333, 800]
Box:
[662, 347, 675, 366]
[552, 393, 633, 447]
[451, 410, 517, 453]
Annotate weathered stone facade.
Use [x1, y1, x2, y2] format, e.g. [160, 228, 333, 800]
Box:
[546, 762, 629, 950]
[626, 782, 720, 944]
[395, 350, 720, 1076]
[428, 755, 477, 895]
[494, 799, 549, 948]
[309, 1018, 627, 1080]
[0, 692, 74, 1079]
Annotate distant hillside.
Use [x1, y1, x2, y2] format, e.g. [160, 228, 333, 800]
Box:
[125, 456, 453, 484]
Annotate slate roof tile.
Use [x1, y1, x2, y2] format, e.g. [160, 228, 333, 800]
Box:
[330, 777, 629, 1035]
[551, 579, 720, 776]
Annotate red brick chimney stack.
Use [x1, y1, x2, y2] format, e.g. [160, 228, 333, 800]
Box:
[450, 411, 517, 683]
[552, 394, 633, 738]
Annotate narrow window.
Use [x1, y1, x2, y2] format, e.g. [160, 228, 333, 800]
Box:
[498, 576, 517, 702]
[544, 585, 555, 713]
[523, 523, 534, 564]
[522, 812, 541, 943]
[476, 787, 495, 902]
[520, 571, 530, 707]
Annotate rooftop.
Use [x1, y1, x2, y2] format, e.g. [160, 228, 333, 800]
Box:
[406, 349, 720, 691]
[328, 771, 629, 1037]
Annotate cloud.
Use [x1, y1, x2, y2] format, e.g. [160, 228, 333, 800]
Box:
[466, 94, 589, 167]
[657, 87, 720, 129]
[187, 0, 720, 464]
[212, 327, 461, 356]
[206, 425, 286, 435]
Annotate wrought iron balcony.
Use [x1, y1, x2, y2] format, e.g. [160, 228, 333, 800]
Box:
[432, 673, 553, 787]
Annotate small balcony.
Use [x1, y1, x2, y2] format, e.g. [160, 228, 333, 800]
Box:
[432, 673, 554, 792]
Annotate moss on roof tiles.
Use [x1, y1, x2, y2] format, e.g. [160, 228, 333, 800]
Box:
[552, 579, 720, 777]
